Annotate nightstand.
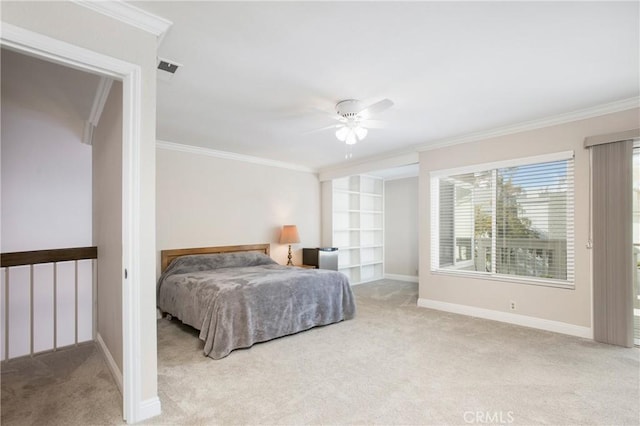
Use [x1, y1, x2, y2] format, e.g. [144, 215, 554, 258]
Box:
[292, 264, 317, 269]
[302, 248, 338, 270]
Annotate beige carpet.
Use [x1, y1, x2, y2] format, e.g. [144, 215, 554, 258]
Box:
[1, 343, 122, 425]
[2, 280, 639, 425]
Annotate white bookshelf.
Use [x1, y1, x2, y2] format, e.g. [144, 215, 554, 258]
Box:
[323, 175, 384, 285]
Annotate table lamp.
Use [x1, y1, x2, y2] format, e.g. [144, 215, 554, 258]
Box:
[280, 225, 300, 266]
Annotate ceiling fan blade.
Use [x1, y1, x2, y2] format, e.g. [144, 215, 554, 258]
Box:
[309, 107, 343, 122]
[360, 98, 394, 117]
[304, 124, 339, 134]
[359, 119, 387, 129]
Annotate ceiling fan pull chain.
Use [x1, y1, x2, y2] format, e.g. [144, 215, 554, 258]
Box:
[345, 144, 353, 160]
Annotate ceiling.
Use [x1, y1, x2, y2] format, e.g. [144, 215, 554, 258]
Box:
[135, 1, 639, 172]
[8, 2, 635, 175]
[1, 48, 101, 140]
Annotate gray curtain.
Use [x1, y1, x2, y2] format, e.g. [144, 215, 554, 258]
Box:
[591, 139, 633, 347]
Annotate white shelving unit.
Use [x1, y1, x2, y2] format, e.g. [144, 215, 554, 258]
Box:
[323, 175, 384, 285]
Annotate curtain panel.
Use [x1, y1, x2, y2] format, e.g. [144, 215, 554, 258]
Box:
[590, 138, 633, 347]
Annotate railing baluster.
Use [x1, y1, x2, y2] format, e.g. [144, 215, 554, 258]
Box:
[74, 260, 78, 346]
[30, 264, 34, 357]
[0, 247, 97, 361]
[53, 262, 57, 352]
[4, 268, 9, 361]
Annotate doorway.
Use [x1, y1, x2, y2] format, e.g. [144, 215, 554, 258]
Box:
[1, 23, 146, 422]
[0, 44, 124, 419]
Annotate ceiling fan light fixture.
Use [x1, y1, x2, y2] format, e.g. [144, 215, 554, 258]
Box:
[336, 123, 367, 145]
[323, 98, 393, 149]
[335, 126, 349, 142]
[345, 131, 358, 145]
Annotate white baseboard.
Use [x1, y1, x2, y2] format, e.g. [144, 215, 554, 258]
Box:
[417, 298, 593, 339]
[96, 333, 162, 422]
[96, 333, 123, 393]
[384, 273, 419, 283]
[138, 397, 162, 422]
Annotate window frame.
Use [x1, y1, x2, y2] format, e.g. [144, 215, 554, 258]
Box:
[430, 151, 575, 289]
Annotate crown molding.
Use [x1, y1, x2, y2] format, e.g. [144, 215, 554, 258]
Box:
[318, 150, 419, 182]
[379, 169, 419, 182]
[72, 0, 172, 42]
[161, 96, 637, 179]
[89, 77, 114, 127]
[156, 140, 317, 174]
[418, 96, 640, 152]
[82, 77, 114, 145]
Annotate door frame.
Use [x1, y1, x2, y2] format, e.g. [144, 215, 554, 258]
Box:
[1, 23, 146, 422]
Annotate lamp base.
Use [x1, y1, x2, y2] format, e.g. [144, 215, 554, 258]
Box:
[287, 244, 294, 266]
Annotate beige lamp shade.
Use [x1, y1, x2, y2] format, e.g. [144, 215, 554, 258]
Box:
[279, 225, 300, 244]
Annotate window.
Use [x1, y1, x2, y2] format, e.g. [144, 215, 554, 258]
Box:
[431, 152, 574, 288]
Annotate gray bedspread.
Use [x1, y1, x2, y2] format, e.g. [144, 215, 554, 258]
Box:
[157, 252, 355, 359]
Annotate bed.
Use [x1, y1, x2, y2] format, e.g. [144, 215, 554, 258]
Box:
[157, 244, 355, 359]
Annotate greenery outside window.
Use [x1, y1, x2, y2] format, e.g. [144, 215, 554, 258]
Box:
[431, 152, 575, 288]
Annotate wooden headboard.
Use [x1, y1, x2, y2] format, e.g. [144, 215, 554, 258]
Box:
[160, 243, 271, 273]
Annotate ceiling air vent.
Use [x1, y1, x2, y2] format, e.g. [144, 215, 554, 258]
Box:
[158, 59, 179, 74]
[157, 58, 183, 82]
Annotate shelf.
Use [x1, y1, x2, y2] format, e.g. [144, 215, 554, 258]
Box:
[359, 176, 383, 195]
[333, 210, 384, 214]
[361, 262, 384, 282]
[340, 261, 383, 268]
[339, 265, 360, 270]
[329, 174, 384, 285]
[334, 189, 361, 195]
[333, 176, 360, 193]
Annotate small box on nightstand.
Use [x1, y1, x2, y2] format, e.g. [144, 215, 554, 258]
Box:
[302, 248, 338, 270]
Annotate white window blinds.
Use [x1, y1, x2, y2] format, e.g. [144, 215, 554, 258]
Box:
[431, 152, 575, 287]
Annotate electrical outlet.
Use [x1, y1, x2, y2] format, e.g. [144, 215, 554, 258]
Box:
[509, 301, 516, 311]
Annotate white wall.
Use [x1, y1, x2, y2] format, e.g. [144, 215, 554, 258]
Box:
[2, 0, 160, 406]
[0, 51, 93, 252]
[93, 82, 123, 375]
[0, 49, 94, 360]
[156, 146, 321, 270]
[419, 108, 640, 331]
[384, 177, 419, 278]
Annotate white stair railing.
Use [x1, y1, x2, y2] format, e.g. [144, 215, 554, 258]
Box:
[0, 247, 97, 361]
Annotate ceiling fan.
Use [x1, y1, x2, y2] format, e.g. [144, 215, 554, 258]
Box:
[315, 98, 394, 145]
